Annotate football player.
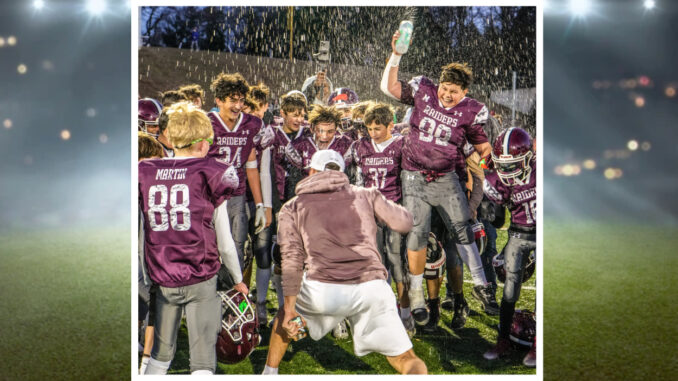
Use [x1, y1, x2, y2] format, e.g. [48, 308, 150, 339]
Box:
[481, 127, 536, 367]
[285, 104, 352, 175]
[160, 89, 188, 108]
[263, 150, 427, 375]
[178, 83, 205, 109]
[138, 102, 246, 375]
[207, 72, 274, 275]
[155, 109, 174, 157]
[348, 102, 414, 336]
[327, 87, 360, 138]
[138, 98, 162, 138]
[380, 30, 498, 325]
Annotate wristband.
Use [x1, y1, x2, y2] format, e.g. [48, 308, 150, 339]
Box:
[256, 203, 264, 208]
[387, 53, 401, 68]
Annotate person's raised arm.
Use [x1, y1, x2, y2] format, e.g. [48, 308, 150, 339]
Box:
[380, 31, 406, 100]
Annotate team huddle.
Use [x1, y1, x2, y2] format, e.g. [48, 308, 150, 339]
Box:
[137, 30, 537, 375]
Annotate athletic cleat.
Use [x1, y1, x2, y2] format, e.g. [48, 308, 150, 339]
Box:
[450, 299, 470, 329]
[523, 339, 536, 367]
[484, 337, 512, 360]
[441, 293, 454, 311]
[408, 287, 429, 326]
[332, 319, 349, 339]
[401, 315, 416, 338]
[472, 284, 499, 315]
[421, 298, 440, 333]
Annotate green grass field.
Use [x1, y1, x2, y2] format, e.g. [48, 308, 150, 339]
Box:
[165, 227, 537, 375]
[4, 222, 676, 378]
[0, 228, 131, 380]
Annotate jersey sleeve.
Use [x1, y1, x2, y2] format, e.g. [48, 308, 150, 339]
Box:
[371, 188, 413, 234]
[466, 104, 490, 145]
[206, 161, 240, 206]
[278, 202, 306, 297]
[483, 174, 508, 206]
[254, 121, 275, 150]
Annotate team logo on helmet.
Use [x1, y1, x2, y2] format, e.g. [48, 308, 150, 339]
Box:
[491, 127, 534, 186]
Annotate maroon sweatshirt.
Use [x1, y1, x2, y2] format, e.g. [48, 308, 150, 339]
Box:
[278, 170, 413, 297]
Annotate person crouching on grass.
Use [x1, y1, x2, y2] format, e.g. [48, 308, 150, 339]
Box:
[262, 149, 427, 375]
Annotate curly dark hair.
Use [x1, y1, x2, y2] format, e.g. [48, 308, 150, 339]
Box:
[440, 62, 473, 90]
[210, 72, 249, 101]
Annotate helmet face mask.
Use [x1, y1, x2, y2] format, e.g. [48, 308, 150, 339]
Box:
[491, 127, 534, 186]
[138, 98, 163, 138]
[216, 289, 260, 364]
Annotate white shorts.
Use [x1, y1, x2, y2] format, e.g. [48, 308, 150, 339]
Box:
[295, 277, 412, 357]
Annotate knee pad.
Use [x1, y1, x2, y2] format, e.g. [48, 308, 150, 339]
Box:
[453, 222, 474, 245]
[406, 230, 428, 252]
[502, 272, 523, 304]
[254, 246, 271, 269]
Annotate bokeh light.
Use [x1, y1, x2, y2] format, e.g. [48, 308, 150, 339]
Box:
[7, 36, 17, 46]
[665, 86, 676, 97]
[99, 134, 108, 143]
[627, 140, 639, 151]
[3, 119, 13, 129]
[60, 129, 71, 140]
[641, 141, 652, 151]
[0, 37, 5, 47]
[634, 96, 645, 107]
[583, 159, 596, 170]
[86, 108, 97, 118]
[17, 64, 27, 74]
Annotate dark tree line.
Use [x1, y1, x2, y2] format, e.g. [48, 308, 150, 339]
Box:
[141, 6, 535, 90]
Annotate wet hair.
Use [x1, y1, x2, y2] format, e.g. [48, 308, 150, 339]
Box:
[324, 162, 341, 171]
[160, 89, 188, 107]
[351, 101, 373, 122]
[178, 84, 205, 103]
[138, 131, 163, 160]
[157, 108, 169, 133]
[308, 104, 342, 127]
[440, 62, 473, 90]
[280, 92, 308, 114]
[210, 72, 249, 101]
[363, 103, 394, 127]
[165, 101, 213, 149]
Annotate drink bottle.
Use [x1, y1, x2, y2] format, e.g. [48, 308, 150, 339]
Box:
[395, 20, 413, 55]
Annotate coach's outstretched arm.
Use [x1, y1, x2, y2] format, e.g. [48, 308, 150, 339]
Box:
[380, 31, 406, 100]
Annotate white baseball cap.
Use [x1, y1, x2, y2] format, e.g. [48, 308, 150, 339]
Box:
[307, 149, 345, 172]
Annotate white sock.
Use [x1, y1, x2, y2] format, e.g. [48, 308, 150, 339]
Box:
[256, 267, 272, 304]
[408, 273, 424, 290]
[272, 271, 284, 309]
[144, 357, 171, 375]
[139, 356, 150, 375]
[262, 365, 279, 375]
[456, 242, 488, 286]
[400, 307, 411, 319]
[191, 369, 214, 375]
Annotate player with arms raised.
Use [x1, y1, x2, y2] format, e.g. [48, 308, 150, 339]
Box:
[138, 102, 246, 375]
[380, 28, 498, 325]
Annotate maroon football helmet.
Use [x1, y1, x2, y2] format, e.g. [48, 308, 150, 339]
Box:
[328, 88, 359, 131]
[510, 309, 536, 347]
[491, 127, 534, 186]
[424, 232, 446, 280]
[138, 98, 163, 137]
[216, 289, 260, 364]
[492, 249, 536, 284]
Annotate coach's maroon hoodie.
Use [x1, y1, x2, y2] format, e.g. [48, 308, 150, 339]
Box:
[278, 170, 413, 297]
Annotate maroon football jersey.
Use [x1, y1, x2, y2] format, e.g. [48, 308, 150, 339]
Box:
[349, 136, 404, 202]
[286, 132, 352, 174]
[270, 125, 309, 201]
[483, 161, 536, 228]
[398, 76, 489, 173]
[139, 157, 239, 287]
[207, 111, 274, 196]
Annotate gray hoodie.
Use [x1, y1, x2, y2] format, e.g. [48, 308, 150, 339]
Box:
[278, 170, 413, 297]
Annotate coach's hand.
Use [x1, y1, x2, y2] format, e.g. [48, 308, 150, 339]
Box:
[282, 308, 305, 339]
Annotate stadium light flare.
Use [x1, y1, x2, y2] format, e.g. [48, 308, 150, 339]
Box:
[87, 0, 106, 15]
[33, 0, 45, 10]
[644, 0, 656, 10]
[627, 140, 639, 151]
[3, 119, 12, 129]
[583, 159, 596, 170]
[60, 129, 71, 140]
[569, 0, 592, 17]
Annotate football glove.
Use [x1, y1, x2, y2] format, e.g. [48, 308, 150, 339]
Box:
[254, 204, 266, 234]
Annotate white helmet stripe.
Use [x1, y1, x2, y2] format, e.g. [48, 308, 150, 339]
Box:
[503, 127, 516, 155]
